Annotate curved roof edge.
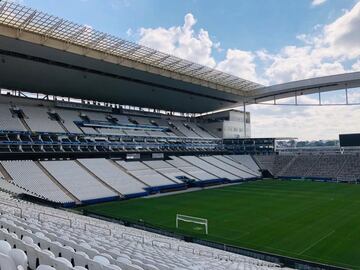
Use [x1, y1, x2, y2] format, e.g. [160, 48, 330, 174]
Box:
[246, 71, 360, 104]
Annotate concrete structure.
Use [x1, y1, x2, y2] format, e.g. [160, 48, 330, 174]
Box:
[199, 110, 251, 138]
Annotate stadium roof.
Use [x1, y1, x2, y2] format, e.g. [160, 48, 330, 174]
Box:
[248, 72, 360, 105]
[0, 1, 360, 113]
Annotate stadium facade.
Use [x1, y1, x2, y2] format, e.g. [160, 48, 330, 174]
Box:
[0, 1, 359, 270]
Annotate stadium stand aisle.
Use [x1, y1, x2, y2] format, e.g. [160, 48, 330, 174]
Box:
[20, 106, 65, 133]
[305, 155, 347, 179]
[116, 161, 177, 188]
[180, 156, 239, 181]
[0, 104, 26, 131]
[78, 159, 147, 197]
[185, 122, 214, 138]
[172, 121, 200, 138]
[203, 156, 257, 178]
[252, 155, 276, 175]
[279, 155, 319, 178]
[271, 156, 296, 176]
[336, 155, 360, 182]
[215, 155, 259, 176]
[227, 155, 260, 175]
[56, 109, 84, 134]
[40, 160, 117, 202]
[142, 160, 190, 183]
[166, 156, 218, 182]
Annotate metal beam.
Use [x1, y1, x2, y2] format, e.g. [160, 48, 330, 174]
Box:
[104, 40, 126, 55]
[41, 19, 64, 44]
[160, 59, 183, 69]
[65, 26, 88, 46]
[133, 50, 157, 62]
[87, 33, 108, 49]
[120, 45, 142, 57]
[172, 62, 194, 73]
[0, 2, 7, 15]
[345, 85, 349, 105]
[149, 54, 171, 65]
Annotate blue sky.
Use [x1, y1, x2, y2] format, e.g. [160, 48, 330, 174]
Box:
[15, 0, 353, 50]
[17, 0, 356, 59]
[12, 0, 360, 140]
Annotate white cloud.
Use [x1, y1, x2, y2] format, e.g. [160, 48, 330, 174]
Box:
[321, 2, 360, 59]
[311, 0, 327, 7]
[260, 2, 360, 84]
[135, 4, 360, 140]
[262, 45, 347, 84]
[249, 104, 360, 140]
[139, 13, 216, 67]
[353, 59, 360, 71]
[217, 50, 257, 82]
[139, 13, 263, 82]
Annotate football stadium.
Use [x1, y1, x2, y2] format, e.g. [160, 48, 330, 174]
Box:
[1, 1, 360, 270]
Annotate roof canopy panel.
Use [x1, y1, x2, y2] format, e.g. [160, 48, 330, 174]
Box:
[0, 1, 262, 94]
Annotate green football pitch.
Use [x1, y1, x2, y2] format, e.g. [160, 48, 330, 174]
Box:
[81, 180, 360, 269]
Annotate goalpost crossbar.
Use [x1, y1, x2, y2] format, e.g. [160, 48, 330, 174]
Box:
[176, 214, 208, 234]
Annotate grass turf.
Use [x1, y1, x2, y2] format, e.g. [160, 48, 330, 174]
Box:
[81, 180, 360, 269]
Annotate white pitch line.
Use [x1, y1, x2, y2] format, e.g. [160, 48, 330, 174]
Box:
[298, 230, 335, 255]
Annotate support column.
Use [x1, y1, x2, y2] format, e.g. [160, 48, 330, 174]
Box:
[243, 101, 247, 138]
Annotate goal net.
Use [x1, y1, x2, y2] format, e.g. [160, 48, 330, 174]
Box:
[176, 214, 208, 234]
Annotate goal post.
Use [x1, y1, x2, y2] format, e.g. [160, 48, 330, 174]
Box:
[176, 214, 208, 234]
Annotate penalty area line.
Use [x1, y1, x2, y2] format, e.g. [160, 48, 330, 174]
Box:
[298, 230, 335, 255]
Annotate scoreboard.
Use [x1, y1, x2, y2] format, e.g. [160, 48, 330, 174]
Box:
[339, 133, 360, 147]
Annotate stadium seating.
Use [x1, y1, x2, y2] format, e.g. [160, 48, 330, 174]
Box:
[0, 100, 214, 141]
[180, 156, 238, 181]
[0, 104, 26, 132]
[333, 155, 360, 182]
[0, 190, 282, 270]
[253, 155, 276, 174]
[116, 161, 177, 188]
[199, 156, 256, 179]
[214, 155, 260, 177]
[305, 155, 347, 179]
[171, 121, 200, 138]
[142, 160, 191, 183]
[40, 160, 117, 202]
[166, 156, 217, 181]
[55, 109, 84, 134]
[21, 106, 65, 133]
[1, 161, 73, 204]
[0, 155, 259, 204]
[227, 155, 260, 175]
[253, 154, 360, 182]
[254, 155, 304, 177]
[78, 159, 147, 197]
[184, 122, 214, 138]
